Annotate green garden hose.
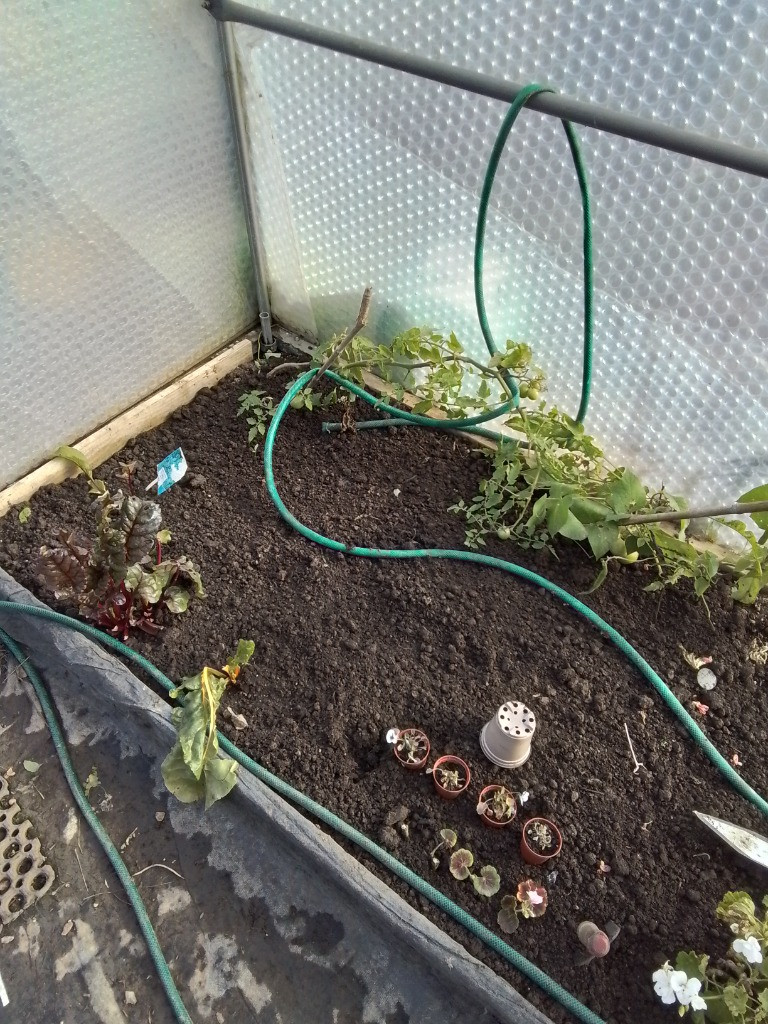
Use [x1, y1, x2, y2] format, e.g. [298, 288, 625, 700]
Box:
[474, 83, 593, 424]
[320, 83, 593, 435]
[0, 624, 194, 1024]
[0, 600, 604, 1024]
[265, 371, 768, 822]
[0, 83, 750, 1024]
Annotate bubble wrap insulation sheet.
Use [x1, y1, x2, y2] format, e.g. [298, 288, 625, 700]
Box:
[0, 3, 256, 489]
[241, 0, 768, 504]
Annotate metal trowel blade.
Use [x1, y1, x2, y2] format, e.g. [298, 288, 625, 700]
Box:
[694, 810, 768, 870]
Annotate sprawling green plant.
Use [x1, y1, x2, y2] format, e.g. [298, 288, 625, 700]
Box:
[161, 639, 255, 808]
[37, 447, 203, 638]
[308, 325, 768, 604]
[654, 891, 768, 1021]
[237, 389, 275, 451]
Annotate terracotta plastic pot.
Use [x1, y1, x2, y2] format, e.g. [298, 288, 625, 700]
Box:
[392, 728, 430, 771]
[431, 755, 471, 800]
[520, 817, 562, 865]
[477, 784, 517, 829]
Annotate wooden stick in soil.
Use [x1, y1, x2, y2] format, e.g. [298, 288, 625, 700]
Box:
[620, 499, 768, 527]
[266, 286, 373, 378]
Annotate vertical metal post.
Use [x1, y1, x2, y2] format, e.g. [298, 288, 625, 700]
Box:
[216, 20, 274, 349]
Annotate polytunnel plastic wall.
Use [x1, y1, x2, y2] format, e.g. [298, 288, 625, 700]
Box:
[237, 0, 768, 505]
[0, 2, 256, 489]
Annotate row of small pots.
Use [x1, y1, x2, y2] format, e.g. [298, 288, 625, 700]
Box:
[392, 728, 562, 866]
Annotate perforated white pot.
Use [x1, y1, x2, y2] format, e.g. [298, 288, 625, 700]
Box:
[479, 701, 536, 768]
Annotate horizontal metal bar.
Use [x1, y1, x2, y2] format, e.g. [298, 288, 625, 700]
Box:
[205, 0, 768, 180]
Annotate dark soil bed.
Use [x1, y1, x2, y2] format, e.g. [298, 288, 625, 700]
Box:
[2, 353, 767, 1024]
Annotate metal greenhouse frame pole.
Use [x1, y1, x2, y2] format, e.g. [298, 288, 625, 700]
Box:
[216, 19, 274, 350]
[205, 0, 768, 180]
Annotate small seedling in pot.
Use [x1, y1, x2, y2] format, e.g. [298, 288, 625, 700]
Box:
[529, 821, 553, 849]
[497, 879, 549, 934]
[520, 816, 563, 865]
[388, 727, 430, 769]
[575, 921, 621, 966]
[476, 785, 517, 826]
[438, 768, 462, 790]
[429, 755, 471, 798]
[430, 828, 457, 869]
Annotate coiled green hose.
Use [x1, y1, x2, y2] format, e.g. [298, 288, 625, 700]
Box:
[474, 83, 593, 424]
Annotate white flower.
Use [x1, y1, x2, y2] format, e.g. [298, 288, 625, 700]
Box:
[676, 976, 704, 1008]
[519, 791, 530, 804]
[385, 728, 400, 745]
[652, 963, 689, 1005]
[733, 936, 763, 964]
[527, 890, 544, 906]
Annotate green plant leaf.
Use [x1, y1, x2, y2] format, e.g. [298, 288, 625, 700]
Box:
[558, 511, 588, 541]
[547, 499, 571, 535]
[651, 528, 698, 562]
[135, 564, 175, 605]
[449, 849, 474, 880]
[55, 445, 95, 479]
[570, 497, 613, 524]
[580, 560, 608, 595]
[23, 760, 40, 774]
[722, 983, 748, 1017]
[603, 469, 646, 514]
[738, 483, 768, 530]
[176, 557, 205, 598]
[471, 865, 501, 897]
[439, 828, 457, 849]
[584, 522, 620, 559]
[164, 586, 190, 614]
[717, 891, 756, 926]
[674, 951, 707, 982]
[156, 529, 172, 545]
[497, 895, 520, 934]
[226, 640, 255, 674]
[526, 495, 551, 533]
[201, 755, 238, 809]
[175, 683, 209, 779]
[758, 989, 768, 1017]
[162, 742, 208, 804]
[18, 505, 31, 524]
[119, 497, 162, 564]
[732, 572, 762, 605]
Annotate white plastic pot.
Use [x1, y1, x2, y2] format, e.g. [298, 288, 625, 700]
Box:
[479, 701, 536, 768]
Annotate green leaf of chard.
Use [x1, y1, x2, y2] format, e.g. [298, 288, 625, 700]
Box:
[164, 586, 190, 614]
[226, 639, 255, 674]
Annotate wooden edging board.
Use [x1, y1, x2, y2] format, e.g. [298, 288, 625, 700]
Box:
[0, 335, 256, 518]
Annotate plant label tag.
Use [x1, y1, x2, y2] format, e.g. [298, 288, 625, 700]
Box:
[156, 448, 188, 495]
